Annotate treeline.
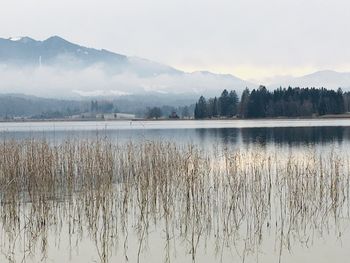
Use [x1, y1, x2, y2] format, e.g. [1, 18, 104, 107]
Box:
[146, 105, 194, 119]
[0, 94, 195, 119]
[90, 100, 118, 113]
[195, 86, 348, 119]
[0, 95, 82, 118]
[194, 90, 238, 118]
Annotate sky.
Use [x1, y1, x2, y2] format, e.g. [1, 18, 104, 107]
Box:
[1, 0, 350, 82]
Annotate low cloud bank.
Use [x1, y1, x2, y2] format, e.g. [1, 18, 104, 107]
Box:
[0, 64, 251, 99]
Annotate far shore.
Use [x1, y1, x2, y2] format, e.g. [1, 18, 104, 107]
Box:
[1, 113, 350, 123]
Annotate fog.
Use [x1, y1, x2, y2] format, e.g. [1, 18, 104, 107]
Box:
[0, 65, 253, 99]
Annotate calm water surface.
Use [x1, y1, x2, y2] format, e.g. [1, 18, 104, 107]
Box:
[1, 119, 350, 147]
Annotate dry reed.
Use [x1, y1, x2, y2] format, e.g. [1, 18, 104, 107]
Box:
[0, 139, 349, 262]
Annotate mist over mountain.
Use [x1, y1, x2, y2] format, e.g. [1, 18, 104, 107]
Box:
[0, 36, 180, 76]
[2, 36, 350, 100]
[270, 70, 350, 90]
[0, 36, 254, 98]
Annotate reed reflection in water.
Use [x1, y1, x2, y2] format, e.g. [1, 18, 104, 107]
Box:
[0, 139, 349, 262]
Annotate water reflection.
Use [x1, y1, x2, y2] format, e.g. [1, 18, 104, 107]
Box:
[0, 140, 349, 263]
[1, 126, 350, 148]
[240, 126, 345, 145]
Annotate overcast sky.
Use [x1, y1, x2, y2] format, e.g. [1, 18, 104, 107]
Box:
[1, 0, 350, 82]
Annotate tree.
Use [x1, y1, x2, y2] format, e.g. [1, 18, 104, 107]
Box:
[218, 89, 230, 117]
[343, 91, 350, 112]
[207, 98, 216, 118]
[228, 90, 239, 116]
[239, 88, 250, 118]
[336, 88, 345, 114]
[181, 106, 190, 118]
[300, 100, 313, 116]
[212, 97, 219, 117]
[246, 86, 269, 118]
[194, 96, 207, 119]
[146, 107, 162, 119]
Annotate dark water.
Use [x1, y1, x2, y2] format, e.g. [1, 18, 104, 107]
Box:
[1, 123, 350, 148]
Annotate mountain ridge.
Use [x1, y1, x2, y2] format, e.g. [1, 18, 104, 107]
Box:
[270, 70, 350, 90]
[2, 35, 350, 98]
[0, 35, 254, 97]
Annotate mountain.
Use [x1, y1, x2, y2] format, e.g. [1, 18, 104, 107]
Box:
[0, 36, 254, 98]
[270, 70, 350, 90]
[0, 36, 179, 76]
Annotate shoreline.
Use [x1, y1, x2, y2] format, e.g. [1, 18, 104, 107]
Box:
[1, 114, 350, 123]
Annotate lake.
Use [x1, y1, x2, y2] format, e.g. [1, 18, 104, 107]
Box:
[0, 119, 350, 263]
[1, 119, 350, 146]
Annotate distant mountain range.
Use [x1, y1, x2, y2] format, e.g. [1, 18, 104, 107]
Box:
[270, 70, 350, 90]
[0, 36, 254, 97]
[0, 36, 350, 98]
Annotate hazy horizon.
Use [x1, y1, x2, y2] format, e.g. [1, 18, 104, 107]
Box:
[2, 34, 350, 99]
[2, 35, 349, 84]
